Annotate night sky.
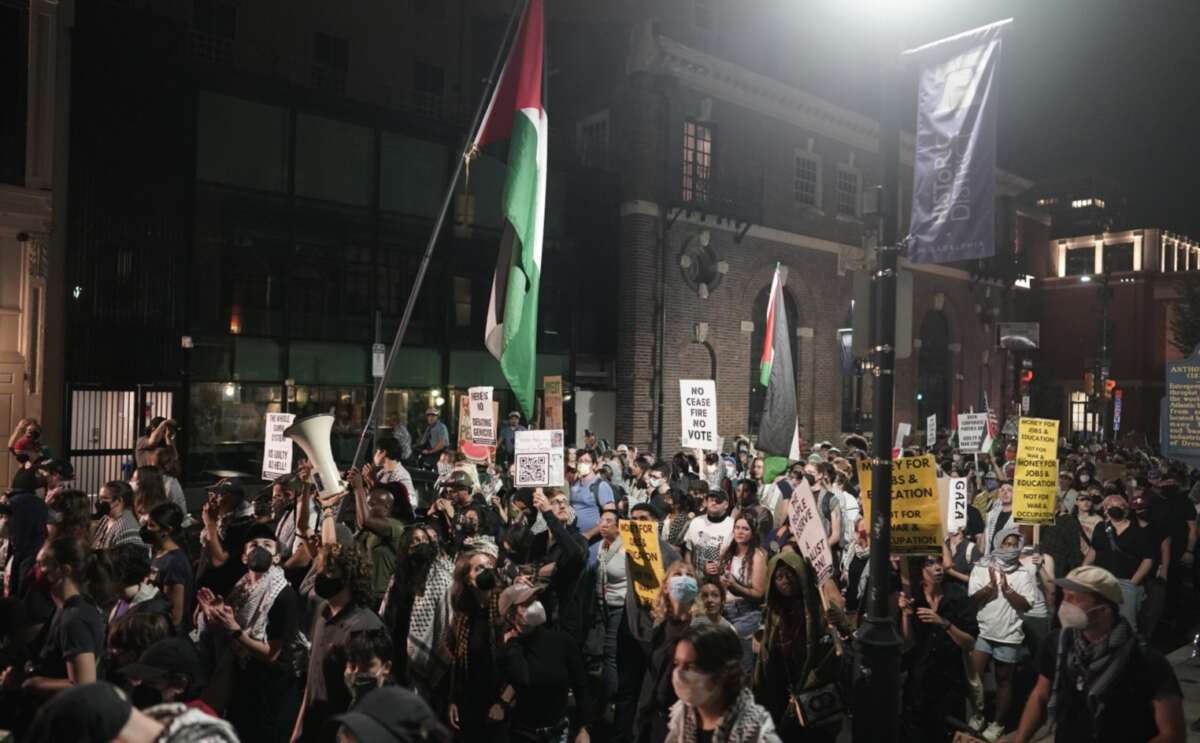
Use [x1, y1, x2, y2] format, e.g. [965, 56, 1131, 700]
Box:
[778, 0, 1197, 237]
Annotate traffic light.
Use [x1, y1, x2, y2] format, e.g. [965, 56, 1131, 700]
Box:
[1104, 379, 1116, 399]
[1019, 369, 1034, 394]
[1084, 372, 1095, 395]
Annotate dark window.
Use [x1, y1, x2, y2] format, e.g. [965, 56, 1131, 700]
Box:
[312, 32, 349, 93]
[794, 154, 819, 207]
[749, 285, 799, 434]
[682, 120, 712, 203]
[1064, 246, 1094, 276]
[414, 60, 445, 117]
[193, 0, 236, 38]
[917, 311, 951, 430]
[0, 1, 27, 186]
[1103, 242, 1134, 274]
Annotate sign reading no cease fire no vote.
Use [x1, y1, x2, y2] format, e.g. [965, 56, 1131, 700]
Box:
[679, 379, 719, 451]
[859, 454, 943, 554]
[1014, 417, 1059, 525]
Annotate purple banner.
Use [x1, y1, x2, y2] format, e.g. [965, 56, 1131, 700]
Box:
[907, 22, 1004, 265]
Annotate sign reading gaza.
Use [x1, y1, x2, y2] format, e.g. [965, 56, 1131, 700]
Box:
[679, 379, 718, 451]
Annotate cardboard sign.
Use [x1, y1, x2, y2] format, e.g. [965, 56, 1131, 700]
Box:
[544, 375, 563, 430]
[787, 479, 834, 585]
[895, 422, 912, 449]
[957, 413, 988, 453]
[620, 520, 665, 609]
[261, 413, 296, 482]
[926, 414, 937, 448]
[858, 454, 943, 554]
[1013, 417, 1059, 525]
[947, 477, 969, 533]
[679, 379, 719, 451]
[468, 386, 496, 446]
[514, 429, 565, 487]
[1096, 462, 1127, 483]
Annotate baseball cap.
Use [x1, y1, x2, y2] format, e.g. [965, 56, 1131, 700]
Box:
[507, 410, 521, 420]
[1055, 565, 1122, 606]
[424, 407, 439, 416]
[444, 471, 472, 491]
[121, 637, 201, 682]
[705, 488, 728, 502]
[37, 458, 74, 479]
[499, 582, 543, 616]
[27, 681, 133, 743]
[333, 686, 439, 743]
[208, 478, 245, 500]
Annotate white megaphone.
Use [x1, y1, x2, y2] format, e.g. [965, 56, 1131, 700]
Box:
[284, 413, 346, 497]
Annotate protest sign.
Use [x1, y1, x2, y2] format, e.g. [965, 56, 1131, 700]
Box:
[895, 422, 912, 449]
[261, 413, 296, 481]
[926, 414, 937, 448]
[679, 379, 719, 451]
[1013, 417, 1059, 525]
[620, 520, 665, 609]
[1165, 350, 1200, 467]
[948, 477, 969, 533]
[544, 375, 563, 430]
[787, 479, 834, 585]
[457, 396, 493, 463]
[514, 429, 565, 487]
[957, 412, 988, 453]
[468, 386, 496, 446]
[858, 454, 943, 553]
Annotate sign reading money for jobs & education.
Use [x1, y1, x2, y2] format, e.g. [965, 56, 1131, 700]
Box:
[679, 379, 719, 451]
[859, 454, 943, 554]
[1013, 416, 1059, 525]
[514, 429, 565, 487]
[261, 413, 296, 482]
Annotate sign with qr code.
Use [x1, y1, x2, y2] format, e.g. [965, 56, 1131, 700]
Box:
[514, 429, 564, 487]
[261, 413, 296, 482]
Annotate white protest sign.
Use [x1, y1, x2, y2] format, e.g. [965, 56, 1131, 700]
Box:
[894, 422, 911, 449]
[261, 412, 296, 482]
[468, 386, 496, 446]
[514, 429, 565, 487]
[679, 379, 719, 451]
[926, 414, 937, 448]
[787, 479, 834, 585]
[947, 477, 969, 533]
[957, 413, 988, 453]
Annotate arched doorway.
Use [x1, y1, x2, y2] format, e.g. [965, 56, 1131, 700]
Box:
[917, 311, 951, 429]
[749, 285, 800, 435]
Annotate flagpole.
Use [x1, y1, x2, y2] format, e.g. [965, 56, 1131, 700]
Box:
[349, 0, 531, 474]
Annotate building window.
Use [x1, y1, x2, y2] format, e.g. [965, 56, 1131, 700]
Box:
[453, 276, 472, 327]
[693, 0, 713, 30]
[311, 32, 349, 94]
[835, 167, 860, 217]
[1102, 242, 1134, 274]
[0, 1, 27, 187]
[1071, 197, 1105, 209]
[1064, 246, 1094, 276]
[414, 60, 445, 116]
[190, 0, 236, 65]
[576, 111, 610, 169]
[1070, 391, 1095, 435]
[682, 120, 712, 203]
[1036, 196, 1057, 207]
[793, 152, 821, 208]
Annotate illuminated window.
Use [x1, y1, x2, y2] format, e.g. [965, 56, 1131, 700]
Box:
[1036, 196, 1057, 207]
[793, 151, 820, 207]
[1070, 391, 1094, 434]
[1071, 198, 1093, 209]
[682, 120, 712, 203]
[835, 166, 860, 217]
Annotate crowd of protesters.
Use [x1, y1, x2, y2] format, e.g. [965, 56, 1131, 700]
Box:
[0, 409, 1194, 743]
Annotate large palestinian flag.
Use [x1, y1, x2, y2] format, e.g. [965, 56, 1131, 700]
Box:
[758, 264, 800, 459]
[476, 0, 546, 419]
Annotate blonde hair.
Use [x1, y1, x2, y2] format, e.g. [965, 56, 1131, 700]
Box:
[652, 560, 700, 625]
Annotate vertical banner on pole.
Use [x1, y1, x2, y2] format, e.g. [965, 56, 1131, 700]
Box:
[947, 477, 969, 533]
[679, 379, 719, 451]
[544, 375, 563, 430]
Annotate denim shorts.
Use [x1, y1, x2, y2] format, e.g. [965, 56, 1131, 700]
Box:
[975, 635, 1027, 664]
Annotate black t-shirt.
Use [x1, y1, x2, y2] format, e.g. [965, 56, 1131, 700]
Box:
[966, 505, 985, 539]
[198, 515, 255, 597]
[150, 548, 195, 631]
[36, 594, 105, 679]
[1136, 512, 1169, 573]
[252, 585, 300, 671]
[1038, 629, 1181, 743]
[1091, 521, 1152, 580]
[1154, 491, 1195, 561]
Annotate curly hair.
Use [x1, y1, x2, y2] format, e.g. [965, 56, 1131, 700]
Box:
[322, 543, 374, 607]
[652, 560, 699, 626]
[109, 610, 172, 661]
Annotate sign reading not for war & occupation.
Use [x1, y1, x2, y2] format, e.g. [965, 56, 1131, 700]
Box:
[858, 454, 943, 554]
[620, 519, 665, 610]
[1014, 417, 1059, 525]
[679, 379, 719, 451]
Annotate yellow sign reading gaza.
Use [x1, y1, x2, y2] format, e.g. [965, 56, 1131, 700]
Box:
[858, 454, 943, 554]
[619, 520, 665, 609]
[1014, 417, 1059, 525]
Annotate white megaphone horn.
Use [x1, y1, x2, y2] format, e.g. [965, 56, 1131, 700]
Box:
[284, 413, 345, 497]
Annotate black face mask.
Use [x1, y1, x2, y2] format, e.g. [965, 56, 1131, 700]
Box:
[347, 672, 384, 705]
[475, 567, 498, 591]
[139, 526, 160, 545]
[246, 546, 273, 573]
[409, 542, 437, 565]
[129, 683, 164, 709]
[1107, 507, 1127, 521]
[93, 501, 111, 519]
[461, 521, 479, 537]
[314, 574, 345, 600]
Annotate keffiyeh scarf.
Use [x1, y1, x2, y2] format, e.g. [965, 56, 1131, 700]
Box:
[1050, 617, 1137, 723]
[665, 687, 776, 743]
[226, 565, 289, 641]
[409, 555, 454, 685]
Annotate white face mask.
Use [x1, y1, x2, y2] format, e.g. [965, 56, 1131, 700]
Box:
[1079, 474, 1090, 484]
[577, 462, 593, 477]
[647, 477, 663, 490]
[523, 600, 547, 629]
[672, 667, 719, 707]
[1058, 601, 1101, 630]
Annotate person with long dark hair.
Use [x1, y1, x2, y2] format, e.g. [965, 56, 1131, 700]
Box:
[446, 545, 507, 741]
[719, 514, 767, 676]
[143, 503, 194, 632]
[91, 481, 144, 551]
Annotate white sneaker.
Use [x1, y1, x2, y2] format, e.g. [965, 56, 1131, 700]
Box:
[981, 721, 1005, 742]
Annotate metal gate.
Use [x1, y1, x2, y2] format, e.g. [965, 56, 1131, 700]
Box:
[66, 385, 175, 495]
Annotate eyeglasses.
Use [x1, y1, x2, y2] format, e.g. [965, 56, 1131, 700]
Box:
[550, 497, 569, 506]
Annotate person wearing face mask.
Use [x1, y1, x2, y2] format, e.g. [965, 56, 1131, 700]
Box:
[144, 503, 194, 632]
[107, 543, 171, 626]
[1057, 471, 1079, 515]
[341, 629, 396, 710]
[570, 450, 615, 538]
[1001, 566, 1184, 743]
[665, 623, 779, 743]
[91, 481, 144, 550]
[682, 488, 735, 581]
[293, 543, 386, 743]
[1083, 494, 1153, 631]
[270, 474, 317, 583]
[640, 563, 700, 743]
[200, 524, 301, 742]
[1130, 486, 1169, 639]
[446, 546, 507, 741]
[403, 528, 455, 706]
[499, 582, 592, 743]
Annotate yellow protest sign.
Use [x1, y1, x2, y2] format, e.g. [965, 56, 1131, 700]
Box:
[619, 520, 665, 609]
[1014, 417, 1059, 525]
[858, 454, 943, 554]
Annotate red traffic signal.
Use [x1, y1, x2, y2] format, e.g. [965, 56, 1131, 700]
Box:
[1104, 378, 1116, 398]
[1020, 370, 1034, 384]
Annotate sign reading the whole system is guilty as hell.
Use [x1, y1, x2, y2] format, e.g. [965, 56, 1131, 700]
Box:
[679, 379, 719, 451]
[859, 454, 943, 554]
[261, 413, 296, 482]
[1014, 416, 1059, 525]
